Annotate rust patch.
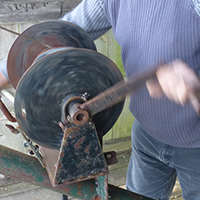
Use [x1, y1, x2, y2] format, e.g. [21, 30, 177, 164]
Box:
[77, 183, 82, 189]
[84, 145, 90, 154]
[91, 184, 94, 192]
[77, 191, 83, 196]
[92, 195, 101, 200]
[74, 136, 85, 149]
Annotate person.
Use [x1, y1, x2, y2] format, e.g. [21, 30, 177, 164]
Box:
[1, 0, 200, 199]
[0, 57, 10, 89]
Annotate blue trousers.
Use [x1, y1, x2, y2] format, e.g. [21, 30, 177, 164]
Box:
[126, 120, 200, 200]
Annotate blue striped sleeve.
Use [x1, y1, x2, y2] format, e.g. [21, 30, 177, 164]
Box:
[60, 0, 111, 40]
[0, 57, 8, 80]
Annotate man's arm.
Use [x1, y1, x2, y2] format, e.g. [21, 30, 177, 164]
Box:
[60, 0, 111, 40]
[0, 57, 10, 89]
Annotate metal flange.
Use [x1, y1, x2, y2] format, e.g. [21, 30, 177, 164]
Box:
[7, 20, 96, 88]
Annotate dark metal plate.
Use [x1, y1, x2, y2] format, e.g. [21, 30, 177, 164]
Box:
[14, 48, 124, 149]
[54, 122, 108, 185]
[7, 20, 96, 88]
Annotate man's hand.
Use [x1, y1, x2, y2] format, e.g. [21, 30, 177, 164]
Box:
[0, 71, 10, 89]
[146, 60, 200, 114]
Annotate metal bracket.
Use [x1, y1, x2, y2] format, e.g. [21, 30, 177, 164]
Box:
[41, 122, 108, 187]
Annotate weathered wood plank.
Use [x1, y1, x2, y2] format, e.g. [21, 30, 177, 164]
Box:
[108, 30, 125, 76]
[94, 32, 109, 56]
[0, 0, 81, 23]
[0, 24, 18, 58]
[18, 22, 35, 33]
[112, 97, 134, 139]
[95, 31, 134, 140]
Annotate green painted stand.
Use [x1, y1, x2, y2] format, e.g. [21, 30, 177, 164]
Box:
[0, 144, 154, 200]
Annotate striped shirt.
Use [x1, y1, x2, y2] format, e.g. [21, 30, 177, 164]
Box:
[60, 0, 111, 40]
[62, 0, 200, 148]
[0, 56, 8, 80]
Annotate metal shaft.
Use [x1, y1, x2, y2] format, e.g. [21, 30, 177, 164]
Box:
[80, 67, 158, 117]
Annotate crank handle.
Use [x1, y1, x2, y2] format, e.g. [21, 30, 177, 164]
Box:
[0, 96, 16, 122]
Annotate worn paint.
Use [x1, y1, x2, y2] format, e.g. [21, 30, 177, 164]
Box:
[0, 145, 154, 199]
[0, 148, 44, 183]
[54, 122, 108, 185]
[95, 175, 108, 200]
[74, 136, 86, 149]
[84, 145, 91, 154]
[0, 144, 103, 199]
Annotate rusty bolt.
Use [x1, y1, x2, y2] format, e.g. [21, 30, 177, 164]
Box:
[28, 150, 34, 155]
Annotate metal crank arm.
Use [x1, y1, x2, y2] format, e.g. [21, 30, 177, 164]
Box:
[70, 67, 160, 126]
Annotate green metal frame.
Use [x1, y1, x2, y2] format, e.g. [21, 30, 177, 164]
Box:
[0, 144, 154, 200]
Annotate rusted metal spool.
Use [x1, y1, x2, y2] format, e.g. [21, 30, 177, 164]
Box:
[8, 21, 124, 149]
[7, 20, 97, 88]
